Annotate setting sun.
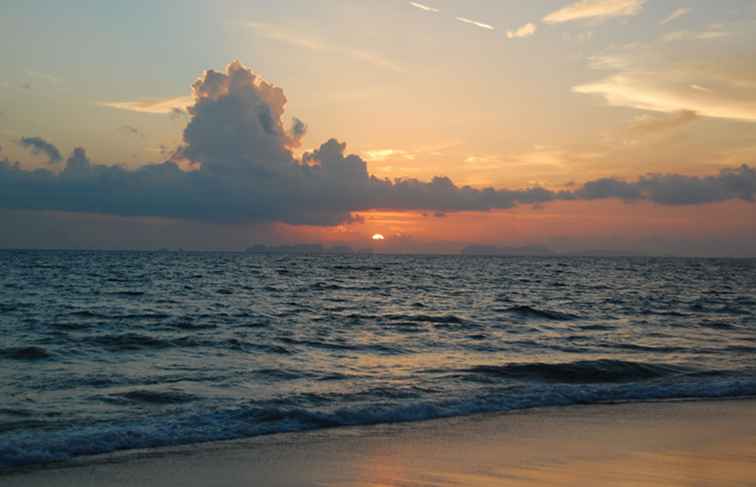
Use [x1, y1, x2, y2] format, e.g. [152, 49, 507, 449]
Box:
[2, 2, 755, 484]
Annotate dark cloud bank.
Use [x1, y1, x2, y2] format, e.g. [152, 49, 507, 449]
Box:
[1, 61, 755, 226]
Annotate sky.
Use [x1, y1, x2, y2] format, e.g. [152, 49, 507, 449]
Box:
[1, 0, 755, 255]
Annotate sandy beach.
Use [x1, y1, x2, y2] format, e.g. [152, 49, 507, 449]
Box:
[3, 399, 755, 486]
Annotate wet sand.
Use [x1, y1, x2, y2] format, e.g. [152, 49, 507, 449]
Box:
[3, 399, 756, 486]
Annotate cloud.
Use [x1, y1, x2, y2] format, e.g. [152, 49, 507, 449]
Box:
[574, 42, 756, 122]
[660, 8, 690, 25]
[361, 142, 458, 165]
[1, 61, 754, 227]
[456, 17, 495, 31]
[247, 22, 324, 50]
[577, 165, 756, 205]
[18, 136, 62, 164]
[690, 84, 711, 93]
[291, 118, 307, 141]
[362, 149, 415, 162]
[247, 22, 403, 72]
[663, 30, 730, 42]
[507, 23, 537, 39]
[543, 0, 645, 24]
[626, 110, 699, 136]
[99, 96, 194, 115]
[170, 107, 188, 120]
[25, 70, 62, 88]
[409, 2, 439, 13]
[574, 76, 756, 122]
[564, 31, 595, 43]
[119, 125, 143, 137]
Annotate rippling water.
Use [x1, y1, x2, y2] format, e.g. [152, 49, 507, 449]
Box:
[1, 250, 755, 467]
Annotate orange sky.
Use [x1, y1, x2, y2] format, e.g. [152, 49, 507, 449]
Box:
[1, 1, 755, 255]
[275, 200, 756, 256]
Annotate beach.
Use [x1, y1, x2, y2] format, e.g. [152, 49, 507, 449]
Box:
[4, 398, 755, 486]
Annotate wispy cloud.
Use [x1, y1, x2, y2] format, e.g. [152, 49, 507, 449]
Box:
[456, 17, 495, 31]
[660, 8, 690, 25]
[26, 70, 62, 88]
[626, 110, 699, 136]
[409, 2, 439, 13]
[564, 31, 595, 43]
[247, 22, 403, 72]
[362, 140, 460, 162]
[507, 23, 537, 39]
[119, 125, 144, 138]
[574, 44, 756, 122]
[663, 30, 730, 42]
[98, 96, 193, 115]
[247, 22, 324, 50]
[543, 0, 646, 24]
[574, 75, 756, 122]
[18, 136, 62, 164]
[363, 149, 416, 162]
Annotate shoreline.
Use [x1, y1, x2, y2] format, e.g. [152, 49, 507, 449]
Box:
[4, 397, 756, 486]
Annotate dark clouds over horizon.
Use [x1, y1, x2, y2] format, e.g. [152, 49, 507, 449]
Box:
[2, 61, 755, 226]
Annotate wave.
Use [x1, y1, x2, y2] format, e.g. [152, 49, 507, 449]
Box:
[689, 302, 751, 315]
[0, 303, 30, 313]
[278, 337, 405, 355]
[608, 343, 690, 353]
[2, 371, 755, 468]
[330, 265, 384, 272]
[104, 290, 145, 298]
[577, 324, 615, 331]
[384, 314, 468, 325]
[698, 321, 738, 330]
[464, 360, 691, 384]
[309, 282, 346, 291]
[107, 389, 200, 405]
[500, 305, 580, 321]
[1, 346, 51, 360]
[45, 334, 295, 356]
[66, 310, 171, 321]
[84, 333, 204, 352]
[640, 309, 691, 317]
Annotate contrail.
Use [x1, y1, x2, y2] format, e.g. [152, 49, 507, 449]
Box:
[409, 2, 439, 13]
[456, 17, 494, 30]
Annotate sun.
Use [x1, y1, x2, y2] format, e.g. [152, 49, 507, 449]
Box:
[371, 233, 385, 241]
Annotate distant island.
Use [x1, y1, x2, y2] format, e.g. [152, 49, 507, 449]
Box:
[243, 244, 650, 257]
[245, 244, 370, 255]
[461, 245, 555, 256]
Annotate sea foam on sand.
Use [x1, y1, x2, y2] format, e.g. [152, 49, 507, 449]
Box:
[3, 399, 756, 486]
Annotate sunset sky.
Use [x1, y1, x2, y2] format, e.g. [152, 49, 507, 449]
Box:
[1, 0, 755, 255]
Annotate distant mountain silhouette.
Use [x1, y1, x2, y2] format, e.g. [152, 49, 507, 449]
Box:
[245, 244, 355, 255]
[461, 245, 554, 256]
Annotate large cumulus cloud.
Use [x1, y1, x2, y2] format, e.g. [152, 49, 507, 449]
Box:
[0, 61, 754, 225]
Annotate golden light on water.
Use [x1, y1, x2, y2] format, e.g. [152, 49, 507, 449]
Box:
[372, 233, 385, 241]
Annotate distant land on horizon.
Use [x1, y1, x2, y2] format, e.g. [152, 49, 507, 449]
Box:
[2, 245, 746, 258]
[240, 243, 689, 258]
[245, 244, 369, 255]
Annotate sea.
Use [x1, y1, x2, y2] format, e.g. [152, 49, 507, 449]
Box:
[1, 250, 755, 468]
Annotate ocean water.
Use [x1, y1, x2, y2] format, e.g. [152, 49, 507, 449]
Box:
[1, 250, 755, 468]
